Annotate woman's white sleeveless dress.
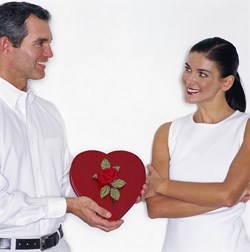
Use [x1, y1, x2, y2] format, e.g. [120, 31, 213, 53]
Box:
[163, 111, 250, 252]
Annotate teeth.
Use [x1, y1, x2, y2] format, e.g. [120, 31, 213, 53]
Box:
[187, 88, 199, 92]
[37, 61, 46, 65]
[187, 88, 200, 94]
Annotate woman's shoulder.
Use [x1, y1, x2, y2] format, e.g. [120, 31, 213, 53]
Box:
[243, 116, 250, 143]
[158, 121, 172, 131]
[155, 113, 193, 138]
[153, 122, 172, 143]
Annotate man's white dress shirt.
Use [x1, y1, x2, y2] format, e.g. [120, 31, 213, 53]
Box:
[0, 77, 73, 238]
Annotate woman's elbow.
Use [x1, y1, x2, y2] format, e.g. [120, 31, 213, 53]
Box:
[147, 207, 159, 219]
[146, 200, 161, 219]
[221, 191, 239, 207]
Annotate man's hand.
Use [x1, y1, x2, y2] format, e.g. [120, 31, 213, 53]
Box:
[66, 196, 124, 232]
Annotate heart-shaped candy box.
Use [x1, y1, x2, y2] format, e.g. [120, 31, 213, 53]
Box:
[70, 150, 146, 221]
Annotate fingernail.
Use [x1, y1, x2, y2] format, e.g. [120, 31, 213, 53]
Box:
[106, 212, 111, 218]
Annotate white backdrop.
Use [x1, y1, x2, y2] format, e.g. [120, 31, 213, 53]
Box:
[4, 0, 250, 251]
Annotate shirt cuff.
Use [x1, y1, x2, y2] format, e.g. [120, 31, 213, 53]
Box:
[45, 197, 67, 218]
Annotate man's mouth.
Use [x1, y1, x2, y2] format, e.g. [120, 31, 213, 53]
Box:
[37, 61, 46, 66]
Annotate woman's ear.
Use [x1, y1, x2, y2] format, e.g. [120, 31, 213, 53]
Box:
[221, 75, 234, 91]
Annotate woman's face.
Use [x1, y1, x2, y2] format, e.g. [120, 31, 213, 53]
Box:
[182, 52, 225, 105]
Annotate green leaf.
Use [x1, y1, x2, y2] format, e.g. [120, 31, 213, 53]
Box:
[111, 179, 126, 188]
[101, 159, 111, 169]
[110, 188, 120, 201]
[113, 166, 120, 171]
[100, 185, 110, 198]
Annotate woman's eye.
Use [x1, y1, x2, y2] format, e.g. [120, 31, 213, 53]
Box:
[185, 66, 191, 72]
[199, 72, 208, 77]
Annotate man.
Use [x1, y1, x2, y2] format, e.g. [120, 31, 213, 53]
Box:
[0, 2, 123, 251]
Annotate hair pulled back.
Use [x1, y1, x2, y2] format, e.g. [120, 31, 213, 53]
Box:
[190, 37, 246, 112]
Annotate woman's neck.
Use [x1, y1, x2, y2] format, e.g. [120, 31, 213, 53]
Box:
[193, 106, 235, 124]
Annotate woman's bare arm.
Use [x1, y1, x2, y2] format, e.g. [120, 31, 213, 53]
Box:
[146, 122, 218, 218]
[147, 119, 250, 208]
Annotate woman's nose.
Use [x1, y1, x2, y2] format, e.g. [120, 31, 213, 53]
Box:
[185, 74, 197, 85]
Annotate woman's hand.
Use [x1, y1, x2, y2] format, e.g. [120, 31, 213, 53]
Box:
[240, 183, 250, 203]
[145, 165, 165, 199]
[135, 182, 148, 203]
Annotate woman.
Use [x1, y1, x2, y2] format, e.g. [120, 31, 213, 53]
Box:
[146, 37, 250, 252]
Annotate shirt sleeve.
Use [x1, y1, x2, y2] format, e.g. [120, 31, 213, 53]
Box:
[0, 97, 75, 229]
[60, 114, 76, 198]
[61, 147, 76, 197]
[0, 174, 67, 228]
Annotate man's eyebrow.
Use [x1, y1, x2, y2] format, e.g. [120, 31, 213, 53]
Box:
[34, 38, 52, 43]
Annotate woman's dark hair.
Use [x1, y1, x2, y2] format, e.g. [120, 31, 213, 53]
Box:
[0, 1, 51, 48]
[190, 37, 246, 112]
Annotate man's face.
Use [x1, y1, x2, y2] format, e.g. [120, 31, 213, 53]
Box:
[9, 14, 53, 86]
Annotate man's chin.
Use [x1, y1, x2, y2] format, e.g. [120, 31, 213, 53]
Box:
[32, 73, 46, 80]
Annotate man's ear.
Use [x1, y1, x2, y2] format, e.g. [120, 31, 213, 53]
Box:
[221, 75, 234, 92]
[0, 36, 13, 56]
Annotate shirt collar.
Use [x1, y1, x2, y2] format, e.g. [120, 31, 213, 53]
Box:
[0, 77, 35, 111]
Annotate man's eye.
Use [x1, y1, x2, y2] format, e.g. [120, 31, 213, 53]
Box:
[34, 41, 45, 47]
[38, 41, 44, 46]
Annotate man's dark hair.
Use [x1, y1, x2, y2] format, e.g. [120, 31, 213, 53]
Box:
[0, 1, 51, 47]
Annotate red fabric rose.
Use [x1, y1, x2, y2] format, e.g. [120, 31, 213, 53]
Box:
[97, 168, 120, 185]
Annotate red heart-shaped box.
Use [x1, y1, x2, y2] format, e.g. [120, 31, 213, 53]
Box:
[70, 150, 146, 221]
